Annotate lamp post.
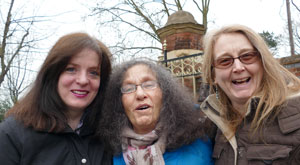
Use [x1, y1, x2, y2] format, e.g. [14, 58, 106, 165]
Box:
[163, 40, 167, 67]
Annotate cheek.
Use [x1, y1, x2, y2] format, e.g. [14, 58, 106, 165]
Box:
[214, 71, 222, 84]
[58, 74, 72, 86]
[214, 69, 230, 84]
[91, 79, 101, 91]
[153, 89, 163, 110]
[57, 75, 72, 93]
[122, 95, 132, 113]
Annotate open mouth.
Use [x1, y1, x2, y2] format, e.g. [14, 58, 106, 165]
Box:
[136, 105, 150, 111]
[72, 90, 89, 95]
[232, 77, 251, 84]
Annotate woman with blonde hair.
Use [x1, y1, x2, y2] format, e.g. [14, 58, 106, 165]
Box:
[201, 24, 300, 164]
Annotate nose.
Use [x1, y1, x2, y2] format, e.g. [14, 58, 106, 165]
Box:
[76, 72, 89, 85]
[232, 58, 245, 73]
[135, 85, 147, 100]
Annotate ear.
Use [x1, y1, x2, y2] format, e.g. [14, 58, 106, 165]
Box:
[213, 79, 217, 85]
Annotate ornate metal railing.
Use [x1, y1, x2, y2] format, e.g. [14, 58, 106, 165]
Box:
[161, 53, 203, 77]
[159, 53, 204, 97]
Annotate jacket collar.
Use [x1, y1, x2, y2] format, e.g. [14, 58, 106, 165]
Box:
[201, 91, 300, 165]
[201, 94, 238, 165]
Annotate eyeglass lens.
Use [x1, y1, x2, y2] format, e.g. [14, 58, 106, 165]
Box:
[214, 51, 259, 69]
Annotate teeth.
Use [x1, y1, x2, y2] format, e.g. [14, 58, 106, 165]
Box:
[73, 90, 88, 95]
[235, 78, 248, 83]
[233, 78, 250, 84]
[138, 105, 149, 110]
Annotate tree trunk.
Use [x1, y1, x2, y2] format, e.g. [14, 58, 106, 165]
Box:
[286, 0, 295, 56]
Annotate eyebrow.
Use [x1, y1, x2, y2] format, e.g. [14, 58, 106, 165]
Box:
[122, 76, 156, 84]
[216, 48, 255, 59]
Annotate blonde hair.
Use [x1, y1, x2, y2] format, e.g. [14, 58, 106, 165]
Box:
[202, 24, 300, 134]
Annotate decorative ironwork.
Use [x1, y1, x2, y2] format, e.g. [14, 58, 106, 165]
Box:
[160, 53, 204, 98]
[160, 53, 204, 77]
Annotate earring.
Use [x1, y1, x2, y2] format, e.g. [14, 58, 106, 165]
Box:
[215, 86, 219, 100]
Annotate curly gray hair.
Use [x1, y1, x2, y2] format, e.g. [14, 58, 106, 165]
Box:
[98, 59, 206, 154]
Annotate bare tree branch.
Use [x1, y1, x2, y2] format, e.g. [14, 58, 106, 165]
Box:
[161, 0, 170, 16]
[174, 0, 183, 10]
[89, 0, 210, 62]
[0, 0, 15, 86]
[291, 0, 300, 13]
[193, 0, 210, 29]
[0, 0, 57, 104]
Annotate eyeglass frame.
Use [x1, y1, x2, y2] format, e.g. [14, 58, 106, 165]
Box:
[212, 51, 261, 69]
[120, 80, 159, 94]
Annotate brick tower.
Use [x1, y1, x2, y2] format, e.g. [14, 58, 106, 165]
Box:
[157, 10, 206, 59]
[157, 10, 207, 100]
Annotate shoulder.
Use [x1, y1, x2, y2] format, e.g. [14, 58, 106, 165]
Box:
[113, 154, 125, 165]
[0, 116, 25, 158]
[0, 116, 28, 144]
[164, 139, 213, 165]
[286, 92, 300, 109]
[0, 116, 23, 133]
[277, 93, 300, 134]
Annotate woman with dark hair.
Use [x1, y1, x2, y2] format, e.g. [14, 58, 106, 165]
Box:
[99, 59, 213, 165]
[0, 32, 112, 164]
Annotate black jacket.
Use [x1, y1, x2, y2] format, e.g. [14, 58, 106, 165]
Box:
[0, 117, 112, 165]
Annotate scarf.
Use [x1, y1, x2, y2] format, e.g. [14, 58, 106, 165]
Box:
[121, 125, 166, 165]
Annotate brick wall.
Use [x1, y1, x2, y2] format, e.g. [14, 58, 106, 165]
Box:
[280, 55, 300, 78]
[165, 32, 203, 51]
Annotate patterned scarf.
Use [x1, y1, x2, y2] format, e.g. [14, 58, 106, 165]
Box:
[121, 125, 166, 165]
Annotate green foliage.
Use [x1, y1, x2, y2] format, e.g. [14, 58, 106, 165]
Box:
[0, 99, 12, 122]
[259, 31, 281, 55]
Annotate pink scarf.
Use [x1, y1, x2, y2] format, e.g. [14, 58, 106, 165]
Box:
[121, 126, 166, 165]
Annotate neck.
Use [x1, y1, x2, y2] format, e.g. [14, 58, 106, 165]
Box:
[134, 126, 155, 135]
[66, 110, 84, 130]
[232, 102, 247, 115]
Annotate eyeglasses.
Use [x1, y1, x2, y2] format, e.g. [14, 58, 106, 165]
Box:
[213, 51, 260, 69]
[121, 80, 158, 94]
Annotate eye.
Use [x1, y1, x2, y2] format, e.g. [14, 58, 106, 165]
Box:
[121, 84, 136, 94]
[240, 52, 257, 62]
[142, 81, 157, 89]
[217, 57, 233, 66]
[89, 70, 100, 76]
[65, 67, 76, 73]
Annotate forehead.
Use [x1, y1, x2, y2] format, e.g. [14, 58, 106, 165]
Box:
[213, 33, 253, 59]
[123, 64, 156, 83]
[70, 48, 100, 63]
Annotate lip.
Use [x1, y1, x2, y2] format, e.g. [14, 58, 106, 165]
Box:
[71, 89, 89, 98]
[232, 77, 251, 84]
[135, 103, 151, 111]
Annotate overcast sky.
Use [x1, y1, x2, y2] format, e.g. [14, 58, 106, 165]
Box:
[1, 0, 298, 99]
[12, 0, 299, 63]
[38, 0, 290, 36]
[34, 0, 298, 57]
[209, 0, 288, 34]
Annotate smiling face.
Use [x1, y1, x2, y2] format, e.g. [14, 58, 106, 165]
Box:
[121, 64, 163, 134]
[213, 33, 263, 109]
[58, 48, 101, 116]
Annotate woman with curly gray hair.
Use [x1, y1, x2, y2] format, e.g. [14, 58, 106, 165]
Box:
[98, 59, 213, 165]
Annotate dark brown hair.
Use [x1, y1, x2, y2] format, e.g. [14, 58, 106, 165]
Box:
[6, 32, 112, 132]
